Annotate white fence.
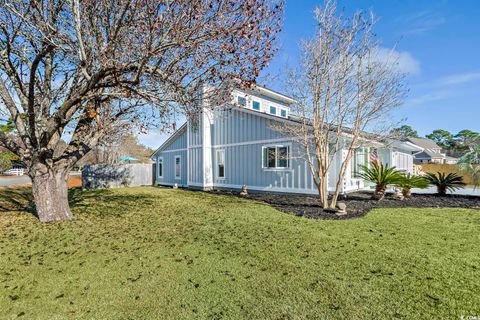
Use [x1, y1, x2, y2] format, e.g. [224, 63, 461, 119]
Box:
[82, 163, 154, 189]
[3, 168, 25, 176]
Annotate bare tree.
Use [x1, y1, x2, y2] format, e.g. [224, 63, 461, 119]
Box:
[277, 1, 406, 209]
[0, 0, 284, 222]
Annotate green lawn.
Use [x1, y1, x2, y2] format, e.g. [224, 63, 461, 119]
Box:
[0, 187, 479, 319]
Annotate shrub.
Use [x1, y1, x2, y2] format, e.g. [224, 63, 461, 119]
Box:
[424, 172, 465, 196]
[458, 144, 480, 188]
[359, 162, 403, 200]
[396, 173, 429, 198]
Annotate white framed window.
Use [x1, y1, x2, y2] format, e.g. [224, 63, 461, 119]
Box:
[237, 96, 247, 107]
[175, 155, 181, 179]
[269, 106, 277, 115]
[216, 149, 225, 179]
[351, 148, 368, 178]
[252, 100, 261, 111]
[157, 157, 163, 178]
[280, 109, 287, 118]
[262, 145, 290, 169]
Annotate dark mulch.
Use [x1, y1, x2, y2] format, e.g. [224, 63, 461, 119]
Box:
[208, 189, 480, 220]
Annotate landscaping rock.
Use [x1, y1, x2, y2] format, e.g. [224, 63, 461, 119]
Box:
[240, 185, 248, 196]
[336, 202, 347, 215]
[207, 190, 480, 220]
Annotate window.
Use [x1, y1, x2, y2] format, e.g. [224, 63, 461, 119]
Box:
[262, 145, 290, 169]
[351, 148, 368, 178]
[280, 109, 287, 117]
[252, 100, 260, 110]
[158, 157, 163, 178]
[216, 150, 225, 179]
[237, 96, 246, 107]
[269, 106, 276, 115]
[175, 156, 181, 179]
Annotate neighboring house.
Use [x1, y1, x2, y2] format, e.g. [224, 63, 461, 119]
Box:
[3, 161, 26, 176]
[151, 86, 417, 195]
[406, 137, 459, 164]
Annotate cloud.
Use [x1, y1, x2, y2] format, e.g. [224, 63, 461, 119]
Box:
[375, 47, 421, 75]
[137, 130, 169, 149]
[408, 91, 451, 106]
[398, 10, 446, 35]
[436, 71, 480, 86]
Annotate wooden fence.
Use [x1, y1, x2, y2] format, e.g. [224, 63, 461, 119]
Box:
[82, 163, 155, 189]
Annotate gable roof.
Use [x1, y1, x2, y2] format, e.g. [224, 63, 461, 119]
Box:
[150, 123, 187, 158]
[407, 137, 441, 150]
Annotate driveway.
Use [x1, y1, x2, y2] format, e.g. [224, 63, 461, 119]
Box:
[412, 186, 480, 196]
[0, 176, 31, 187]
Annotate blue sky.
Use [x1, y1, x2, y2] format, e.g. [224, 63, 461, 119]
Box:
[139, 0, 480, 148]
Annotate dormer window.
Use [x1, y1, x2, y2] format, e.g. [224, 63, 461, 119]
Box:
[280, 109, 287, 118]
[252, 100, 260, 111]
[237, 96, 246, 107]
[269, 106, 276, 115]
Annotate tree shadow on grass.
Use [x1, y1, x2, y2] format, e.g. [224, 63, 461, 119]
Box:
[0, 186, 113, 217]
[0, 186, 36, 215]
[0, 186, 159, 219]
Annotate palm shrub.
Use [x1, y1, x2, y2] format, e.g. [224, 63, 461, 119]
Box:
[424, 172, 466, 195]
[358, 162, 403, 200]
[458, 144, 480, 188]
[396, 173, 429, 198]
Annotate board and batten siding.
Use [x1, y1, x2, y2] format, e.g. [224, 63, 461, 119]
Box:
[208, 108, 320, 193]
[211, 108, 290, 145]
[155, 150, 188, 186]
[155, 128, 188, 186]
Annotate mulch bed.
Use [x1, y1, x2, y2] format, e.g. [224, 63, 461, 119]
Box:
[208, 190, 480, 220]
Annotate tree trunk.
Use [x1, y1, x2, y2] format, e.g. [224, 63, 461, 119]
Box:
[372, 184, 387, 201]
[317, 177, 328, 209]
[437, 185, 446, 196]
[30, 163, 73, 222]
[402, 187, 412, 198]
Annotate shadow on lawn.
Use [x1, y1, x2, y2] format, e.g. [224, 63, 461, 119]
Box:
[0, 187, 116, 217]
[0, 186, 36, 215]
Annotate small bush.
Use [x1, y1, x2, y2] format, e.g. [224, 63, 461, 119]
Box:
[424, 172, 465, 196]
[396, 174, 429, 198]
[359, 162, 403, 200]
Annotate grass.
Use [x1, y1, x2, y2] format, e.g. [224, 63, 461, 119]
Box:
[0, 187, 479, 319]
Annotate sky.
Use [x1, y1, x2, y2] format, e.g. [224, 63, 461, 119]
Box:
[139, 0, 480, 149]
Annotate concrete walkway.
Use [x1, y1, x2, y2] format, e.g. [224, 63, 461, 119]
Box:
[412, 186, 480, 196]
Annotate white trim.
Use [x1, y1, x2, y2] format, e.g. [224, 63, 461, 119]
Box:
[214, 137, 295, 149]
[160, 148, 187, 153]
[157, 182, 187, 187]
[151, 123, 187, 157]
[253, 86, 297, 104]
[210, 182, 363, 195]
[188, 182, 214, 188]
[174, 155, 181, 179]
[187, 121, 190, 185]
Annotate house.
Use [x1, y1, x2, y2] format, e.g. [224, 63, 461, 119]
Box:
[406, 137, 458, 164]
[151, 86, 418, 195]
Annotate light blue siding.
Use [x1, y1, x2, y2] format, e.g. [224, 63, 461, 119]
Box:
[189, 120, 203, 146]
[155, 126, 188, 186]
[188, 147, 203, 185]
[163, 128, 187, 151]
[212, 109, 289, 145]
[207, 108, 318, 193]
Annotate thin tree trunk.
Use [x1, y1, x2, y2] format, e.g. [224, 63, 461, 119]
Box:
[317, 177, 328, 209]
[30, 163, 72, 222]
